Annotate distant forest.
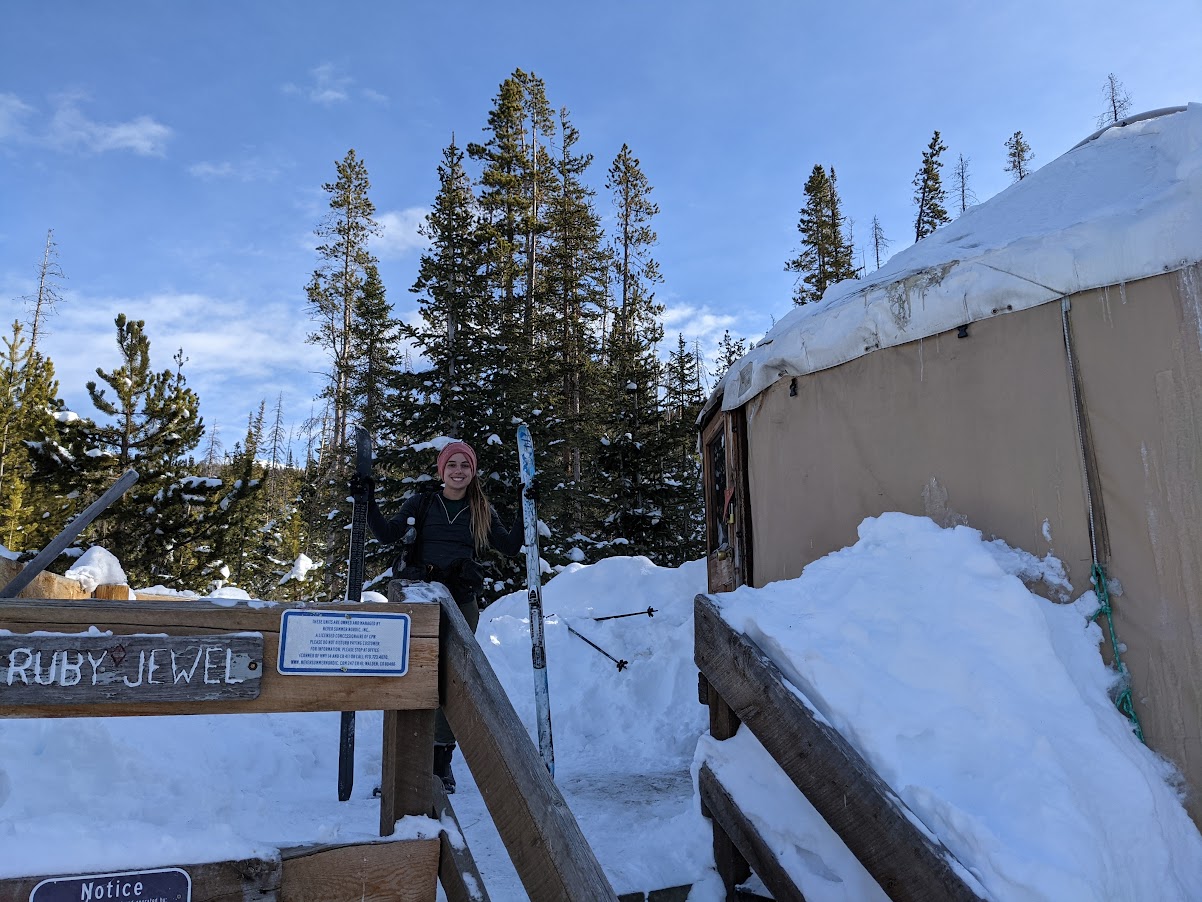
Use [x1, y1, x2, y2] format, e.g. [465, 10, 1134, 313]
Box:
[0, 70, 1135, 598]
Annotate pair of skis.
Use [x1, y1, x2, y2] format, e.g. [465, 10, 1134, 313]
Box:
[337, 424, 554, 799]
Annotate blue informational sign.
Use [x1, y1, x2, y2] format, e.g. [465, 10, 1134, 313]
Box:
[277, 610, 411, 676]
[31, 867, 190, 902]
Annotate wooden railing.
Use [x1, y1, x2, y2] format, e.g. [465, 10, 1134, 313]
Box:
[0, 584, 618, 902]
[694, 593, 986, 902]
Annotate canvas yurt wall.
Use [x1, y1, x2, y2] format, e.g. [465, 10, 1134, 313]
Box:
[738, 263, 1202, 823]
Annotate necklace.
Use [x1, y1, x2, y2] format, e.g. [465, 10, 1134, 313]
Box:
[438, 494, 469, 525]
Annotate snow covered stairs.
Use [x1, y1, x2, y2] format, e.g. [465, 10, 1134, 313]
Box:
[694, 594, 985, 901]
[425, 582, 617, 900]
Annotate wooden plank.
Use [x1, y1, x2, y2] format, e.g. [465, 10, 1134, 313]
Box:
[699, 764, 807, 902]
[694, 594, 984, 902]
[0, 633, 263, 706]
[431, 775, 492, 902]
[0, 855, 283, 902]
[280, 839, 439, 902]
[0, 558, 87, 600]
[0, 598, 438, 717]
[380, 708, 435, 837]
[438, 593, 617, 901]
[93, 584, 132, 600]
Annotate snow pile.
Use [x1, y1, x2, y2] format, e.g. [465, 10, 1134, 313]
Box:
[481, 556, 709, 773]
[718, 104, 1202, 411]
[63, 546, 127, 593]
[704, 513, 1202, 901]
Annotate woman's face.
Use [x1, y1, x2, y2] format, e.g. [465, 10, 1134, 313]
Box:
[443, 453, 475, 492]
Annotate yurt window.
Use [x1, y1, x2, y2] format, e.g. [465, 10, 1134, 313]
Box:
[707, 428, 728, 552]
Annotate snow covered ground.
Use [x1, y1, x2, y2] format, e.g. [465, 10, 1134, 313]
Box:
[3, 516, 1202, 900]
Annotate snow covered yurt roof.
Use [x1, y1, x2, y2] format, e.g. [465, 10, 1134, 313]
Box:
[714, 103, 1202, 414]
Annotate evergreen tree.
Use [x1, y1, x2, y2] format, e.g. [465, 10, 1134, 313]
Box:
[304, 149, 383, 595]
[305, 148, 381, 458]
[0, 320, 61, 550]
[68, 315, 255, 589]
[785, 165, 857, 304]
[713, 329, 748, 382]
[659, 333, 706, 562]
[536, 107, 610, 563]
[913, 130, 950, 242]
[1003, 131, 1034, 182]
[1097, 73, 1133, 128]
[596, 144, 671, 556]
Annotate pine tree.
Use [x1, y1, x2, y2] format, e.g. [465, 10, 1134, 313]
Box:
[713, 329, 748, 382]
[659, 333, 706, 562]
[596, 144, 671, 556]
[952, 154, 977, 214]
[304, 149, 383, 595]
[536, 107, 610, 563]
[1097, 73, 1133, 128]
[1004, 131, 1034, 182]
[785, 165, 857, 304]
[913, 130, 950, 242]
[305, 148, 381, 458]
[69, 315, 254, 589]
[0, 320, 61, 550]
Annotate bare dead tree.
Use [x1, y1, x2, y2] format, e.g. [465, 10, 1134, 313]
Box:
[952, 154, 978, 213]
[24, 229, 66, 357]
[870, 216, 891, 271]
[1097, 73, 1133, 128]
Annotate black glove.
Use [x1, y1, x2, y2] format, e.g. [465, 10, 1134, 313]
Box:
[522, 478, 541, 505]
[349, 473, 374, 497]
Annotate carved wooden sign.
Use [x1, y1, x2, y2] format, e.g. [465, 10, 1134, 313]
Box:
[0, 633, 262, 706]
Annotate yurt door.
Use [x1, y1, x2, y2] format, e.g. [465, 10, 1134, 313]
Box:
[702, 411, 750, 592]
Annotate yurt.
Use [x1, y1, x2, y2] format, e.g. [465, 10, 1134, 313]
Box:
[699, 104, 1202, 822]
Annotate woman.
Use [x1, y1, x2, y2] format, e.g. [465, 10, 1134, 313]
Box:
[366, 440, 527, 793]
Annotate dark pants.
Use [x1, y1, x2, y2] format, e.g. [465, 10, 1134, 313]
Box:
[435, 595, 480, 746]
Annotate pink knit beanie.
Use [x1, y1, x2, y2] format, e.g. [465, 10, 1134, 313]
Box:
[437, 441, 478, 480]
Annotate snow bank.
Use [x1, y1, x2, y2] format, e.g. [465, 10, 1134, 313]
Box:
[63, 546, 127, 593]
[704, 513, 1202, 901]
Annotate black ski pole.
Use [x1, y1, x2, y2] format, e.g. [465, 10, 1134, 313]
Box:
[566, 623, 628, 671]
[592, 606, 657, 622]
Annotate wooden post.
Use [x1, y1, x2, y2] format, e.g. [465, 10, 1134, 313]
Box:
[380, 708, 435, 838]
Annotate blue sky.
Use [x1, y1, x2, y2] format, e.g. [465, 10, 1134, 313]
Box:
[2, 1, 1200, 454]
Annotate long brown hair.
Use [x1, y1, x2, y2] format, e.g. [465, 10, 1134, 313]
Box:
[465, 476, 493, 554]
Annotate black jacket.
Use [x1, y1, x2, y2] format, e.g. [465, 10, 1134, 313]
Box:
[367, 490, 524, 572]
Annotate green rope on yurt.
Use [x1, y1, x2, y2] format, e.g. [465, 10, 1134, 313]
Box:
[1089, 560, 1145, 743]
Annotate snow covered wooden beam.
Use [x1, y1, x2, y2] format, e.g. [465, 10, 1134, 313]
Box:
[694, 593, 985, 902]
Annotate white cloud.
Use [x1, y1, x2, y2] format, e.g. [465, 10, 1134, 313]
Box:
[188, 158, 281, 182]
[0, 92, 34, 141]
[661, 303, 738, 342]
[374, 208, 429, 258]
[284, 63, 353, 106]
[40, 95, 171, 156]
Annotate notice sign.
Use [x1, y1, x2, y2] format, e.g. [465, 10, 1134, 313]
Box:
[277, 610, 411, 676]
[0, 634, 262, 707]
[31, 867, 190, 902]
